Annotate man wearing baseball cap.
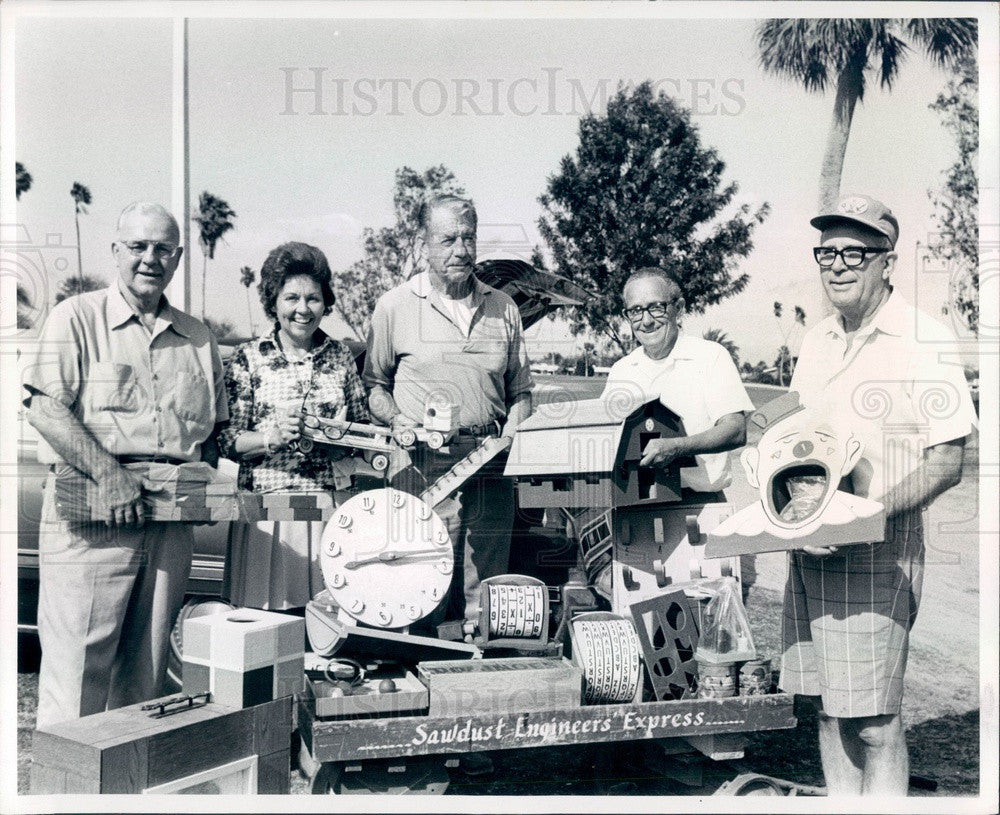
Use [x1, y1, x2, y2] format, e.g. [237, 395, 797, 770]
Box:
[780, 193, 977, 795]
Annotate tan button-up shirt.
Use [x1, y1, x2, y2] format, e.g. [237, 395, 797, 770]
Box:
[363, 272, 533, 428]
[24, 283, 228, 463]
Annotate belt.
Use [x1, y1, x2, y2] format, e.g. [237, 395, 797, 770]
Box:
[457, 420, 502, 438]
[117, 455, 188, 466]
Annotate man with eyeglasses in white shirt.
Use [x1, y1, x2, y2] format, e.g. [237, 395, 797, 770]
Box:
[602, 266, 753, 496]
[24, 202, 228, 727]
[780, 194, 976, 795]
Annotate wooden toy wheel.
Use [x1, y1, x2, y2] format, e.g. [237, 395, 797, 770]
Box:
[370, 453, 389, 472]
[427, 431, 445, 449]
[397, 428, 417, 447]
[298, 436, 314, 453]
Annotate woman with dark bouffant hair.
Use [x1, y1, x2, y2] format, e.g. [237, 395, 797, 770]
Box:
[218, 241, 367, 609]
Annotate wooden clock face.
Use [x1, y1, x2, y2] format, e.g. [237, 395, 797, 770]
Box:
[319, 488, 453, 628]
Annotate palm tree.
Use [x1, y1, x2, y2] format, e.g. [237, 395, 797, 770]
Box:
[239, 265, 256, 335]
[702, 328, 740, 368]
[16, 162, 32, 200]
[773, 302, 807, 386]
[54, 274, 108, 304]
[192, 192, 237, 320]
[70, 182, 92, 291]
[757, 19, 977, 210]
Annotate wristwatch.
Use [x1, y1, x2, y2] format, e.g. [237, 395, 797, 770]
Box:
[319, 488, 453, 628]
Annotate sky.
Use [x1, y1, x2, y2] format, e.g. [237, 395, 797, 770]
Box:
[8, 4, 995, 366]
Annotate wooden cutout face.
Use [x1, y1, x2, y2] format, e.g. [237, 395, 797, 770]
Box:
[741, 410, 863, 529]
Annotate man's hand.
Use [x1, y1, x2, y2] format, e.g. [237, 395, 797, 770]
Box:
[639, 437, 686, 468]
[389, 412, 419, 445]
[800, 544, 839, 558]
[94, 465, 146, 528]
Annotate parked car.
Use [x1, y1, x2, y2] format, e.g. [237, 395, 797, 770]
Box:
[16, 260, 592, 681]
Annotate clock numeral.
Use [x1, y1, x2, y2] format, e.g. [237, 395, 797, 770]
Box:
[376, 607, 393, 626]
[390, 491, 406, 509]
[430, 586, 442, 601]
[405, 604, 422, 621]
[330, 572, 346, 588]
[324, 539, 341, 557]
[435, 559, 453, 575]
[349, 598, 365, 613]
[417, 503, 432, 521]
[336, 513, 352, 529]
[434, 529, 449, 546]
[361, 495, 376, 514]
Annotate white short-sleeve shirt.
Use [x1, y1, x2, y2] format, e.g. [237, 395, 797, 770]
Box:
[790, 290, 976, 501]
[603, 333, 754, 492]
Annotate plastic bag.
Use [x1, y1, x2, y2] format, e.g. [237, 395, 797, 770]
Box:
[693, 576, 756, 662]
[779, 473, 828, 523]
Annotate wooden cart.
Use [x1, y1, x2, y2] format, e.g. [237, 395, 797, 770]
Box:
[296, 687, 796, 794]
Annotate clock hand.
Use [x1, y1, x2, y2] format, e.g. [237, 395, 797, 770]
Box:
[344, 548, 446, 569]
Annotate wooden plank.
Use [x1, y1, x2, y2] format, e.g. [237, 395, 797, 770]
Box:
[100, 737, 149, 793]
[252, 696, 293, 757]
[309, 693, 796, 763]
[256, 749, 291, 794]
[145, 707, 254, 787]
[705, 508, 884, 558]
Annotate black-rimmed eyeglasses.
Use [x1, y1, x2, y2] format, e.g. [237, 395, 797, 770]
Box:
[621, 300, 675, 321]
[813, 246, 889, 269]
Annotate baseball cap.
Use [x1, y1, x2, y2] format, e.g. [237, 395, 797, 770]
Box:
[810, 194, 899, 247]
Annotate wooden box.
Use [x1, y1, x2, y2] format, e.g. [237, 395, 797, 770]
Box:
[305, 667, 429, 720]
[30, 695, 290, 794]
[182, 607, 304, 709]
[417, 657, 583, 717]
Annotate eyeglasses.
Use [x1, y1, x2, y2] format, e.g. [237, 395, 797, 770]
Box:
[121, 241, 180, 259]
[813, 246, 889, 269]
[621, 300, 676, 321]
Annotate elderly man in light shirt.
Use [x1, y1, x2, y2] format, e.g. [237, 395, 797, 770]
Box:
[781, 193, 976, 796]
[602, 266, 754, 497]
[25, 203, 228, 728]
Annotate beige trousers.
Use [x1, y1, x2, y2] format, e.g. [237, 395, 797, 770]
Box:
[35, 474, 193, 729]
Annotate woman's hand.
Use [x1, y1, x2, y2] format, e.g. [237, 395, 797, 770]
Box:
[267, 408, 303, 453]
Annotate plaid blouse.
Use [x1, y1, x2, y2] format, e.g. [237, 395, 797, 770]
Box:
[219, 328, 369, 492]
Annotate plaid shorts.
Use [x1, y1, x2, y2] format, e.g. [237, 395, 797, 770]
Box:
[779, 510, 924, 718]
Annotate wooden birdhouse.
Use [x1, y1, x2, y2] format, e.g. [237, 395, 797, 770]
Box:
[612, 398, 693, 508]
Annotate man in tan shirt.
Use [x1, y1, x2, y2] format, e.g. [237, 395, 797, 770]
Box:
[24, 203, 228, 727]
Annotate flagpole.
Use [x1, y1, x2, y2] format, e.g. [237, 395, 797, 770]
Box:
[170, 16, 191, 312]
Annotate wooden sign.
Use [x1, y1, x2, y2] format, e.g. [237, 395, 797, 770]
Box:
[301, 693, 796, 763]
[31, 696, 290, 794]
